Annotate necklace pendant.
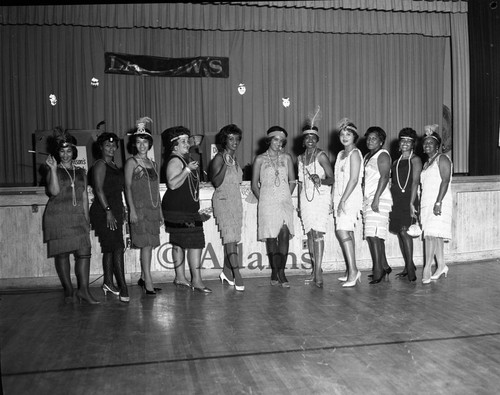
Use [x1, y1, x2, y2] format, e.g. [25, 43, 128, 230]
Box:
[402, 188, 405, 193]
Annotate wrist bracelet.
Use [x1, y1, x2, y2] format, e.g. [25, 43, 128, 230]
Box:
[435, 202, 441, 206]
[105, 205, 111, 211]
[184, 167, 191, 173]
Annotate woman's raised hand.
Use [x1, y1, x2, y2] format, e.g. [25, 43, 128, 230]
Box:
[46, 155, 57, 170]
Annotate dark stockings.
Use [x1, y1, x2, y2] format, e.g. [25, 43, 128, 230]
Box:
[397, 230, 417, 281]
[367, 236, 386, 283]
[266, 225, 290, 284]
[102, 252, 116, 290]
[224, 243, 243, 286]
[55, 253, 73, 298]
[75, 248, 99, 304]
[112, 248, 129, 297]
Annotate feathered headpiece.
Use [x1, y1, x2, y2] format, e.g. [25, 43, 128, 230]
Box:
[134, 116, 153, 136]
[53, 126, 76, 148]
[336, 117, 357, 134]
[303, 105, 321, 137]
[423, 124, 441, 144]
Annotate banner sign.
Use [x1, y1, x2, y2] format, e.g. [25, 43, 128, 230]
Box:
[105, 52, 229, 78]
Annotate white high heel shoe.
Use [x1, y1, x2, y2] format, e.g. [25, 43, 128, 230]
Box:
[342, 271, 361, 287]
[219, 272, 235, 286]
[430, 266, 449, 280]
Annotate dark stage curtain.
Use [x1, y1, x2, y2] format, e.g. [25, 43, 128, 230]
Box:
[0, 2, 468, 185]
[468, 0, 500, 176]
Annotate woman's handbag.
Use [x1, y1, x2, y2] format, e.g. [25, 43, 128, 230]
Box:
[407, 217, 422, 238]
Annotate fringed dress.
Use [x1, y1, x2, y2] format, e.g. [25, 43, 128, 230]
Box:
[212, 157, 243, 244]
[162, 155, 205, 249]
[420, 154, 453, 240]
[362, 149, 393, 239]
[129, 159, 162, 248]
[333, 148, 363, 231]
[43, 166, 91, 257]
[298, 151, 332, 234]
[89, 161, 125, 252]
[257, 152, 294, 241]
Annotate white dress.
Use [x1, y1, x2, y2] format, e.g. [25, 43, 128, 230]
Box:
[420, 154, 453, 240]
[333, 148, 364, 231]
[298, 151, 332, 234]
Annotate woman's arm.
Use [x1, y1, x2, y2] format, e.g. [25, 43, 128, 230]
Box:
[92, 160, 117, 229]
[124, 158, 138, 224]
[251, 155, 263, 200]
[167, 157, 195, 190]
[338, 150, 361, 214]
[208, 153, 226, 188]
[82, 171, 90, 224]
[45, 155, 60, 196]
[371, 151, 391, 213]
[434, 154, 452, 216]
[409, 155, 423, 217]
[317, 151, 334, 186]
[286, 154, 296, 194]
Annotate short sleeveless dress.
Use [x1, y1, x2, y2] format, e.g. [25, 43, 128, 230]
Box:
[362, 149, 393, 239]
[129, 159, 162, 248]
[43, 166, 91, 257]
[333, 148, 363, 231]
[389, 155, 419, 233]
[89, 161, 125, 252]
[257, 152, 294, 241]
[212, 156, 243, 244]
[298, 151, 332, 234]
[420, 154, 453, 240]
[162, 155, 205, 249]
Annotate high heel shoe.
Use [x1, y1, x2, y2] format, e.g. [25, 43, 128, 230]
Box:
[234, 283, 245, 292]
[337, 274, 348, 282]
[369, 272, 386, 285]
[138, 278, 162, 292]
[430, 266, 449, 280]
[315, 281, 323, 288]
[191, 285, 213, 293]
[102, 283, 120, 296]
[119, 295, 130, 303]
[173, 279, 191, 289]
[75, 290, 100, 305]
[219, 272, 235, 286]
[422, 278, 431, 284]
[270, 280, 280, 286]
[342, 271, 361, 288]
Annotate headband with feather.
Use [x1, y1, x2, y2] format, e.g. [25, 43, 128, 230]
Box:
[134, 116, 153, 136]
[337, 117, 357, 134]
[53, 126, 76, 148]
[303, 105, 321, 137]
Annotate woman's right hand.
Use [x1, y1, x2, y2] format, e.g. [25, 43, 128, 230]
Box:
[129, 210, 138, 224]
[46, 155, 57, 170]
[410, 203, 417, 218]
[187, 160, 199, 173]
[337, 200, 346, 216]
[106, 211, 118, 230]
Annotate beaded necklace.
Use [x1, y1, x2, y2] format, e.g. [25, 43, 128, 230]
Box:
[59, 163, 77, 206]
[302, 148, 318, 202]
[266, 150, 281, 187]
[396, 151, 412, 193]
[174, 154, 200, 202]
[135, 156, 159, 208]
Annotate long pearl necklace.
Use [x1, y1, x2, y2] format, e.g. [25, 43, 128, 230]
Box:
[302, 148, 317, 202]
[267, 150, 281, 187]
[396, 151, 412, 193]
[136, 156, 159, 208]
[175, 154, 200, 202]
[60, 163, 77, 206]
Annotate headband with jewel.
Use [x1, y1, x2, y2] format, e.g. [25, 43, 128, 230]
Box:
[134, 117, 153, 137]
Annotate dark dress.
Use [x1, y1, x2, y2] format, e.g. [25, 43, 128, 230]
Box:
[162, 155, 205, 249]
[389, 157, 419, 233]
[89, 161, 125, 252]
[43, 166, 91, 257]
[129, 159, 162, 248]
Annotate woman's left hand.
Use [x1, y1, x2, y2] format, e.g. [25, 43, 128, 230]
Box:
[371, 197, 380, 213]
[106, 211, 118, 230]
[433, 202, 442, 216]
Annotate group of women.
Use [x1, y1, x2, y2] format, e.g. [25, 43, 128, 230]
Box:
[42, 116, 452, 303]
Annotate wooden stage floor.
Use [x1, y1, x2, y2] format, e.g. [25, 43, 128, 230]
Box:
[1, 260, 500, 395]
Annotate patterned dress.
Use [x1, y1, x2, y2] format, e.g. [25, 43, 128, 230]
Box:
[129, 159, 162, 248]
[212, 155, 243, 244]
[420, 154, 453, 240]
[362, 149, 393, 239]
[257, 152, 294, 241]
[333, 148, 364, 231]
[298, 151, 332, 234]
[43, 166, 91, 257]
[89, 161, 125, 252]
